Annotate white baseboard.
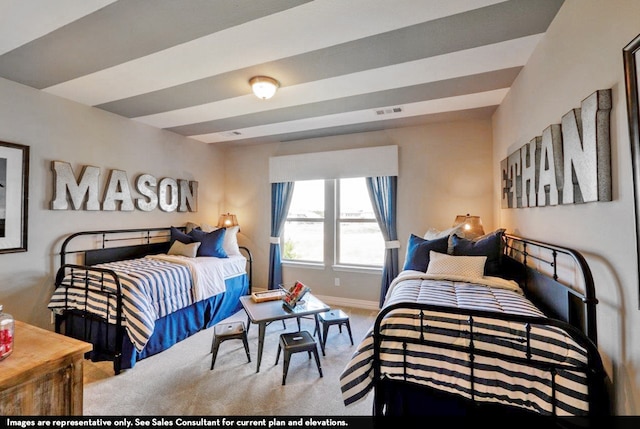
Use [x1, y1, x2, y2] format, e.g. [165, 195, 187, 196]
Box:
[313, 294, 379, 311]
[250, 287, 379, 311]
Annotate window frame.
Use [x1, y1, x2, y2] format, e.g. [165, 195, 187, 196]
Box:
[334, 178, 383, 269]
[282, 178, 383, 272]
[281, 179, 326, 265]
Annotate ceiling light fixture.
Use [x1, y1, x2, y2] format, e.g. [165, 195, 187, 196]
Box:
[249, 76, 279, 100]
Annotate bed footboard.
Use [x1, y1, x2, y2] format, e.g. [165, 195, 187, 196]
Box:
[52, 264, 125, 374]
[371, 302, 609, 416]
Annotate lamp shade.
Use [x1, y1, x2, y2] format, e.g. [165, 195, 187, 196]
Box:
[452, 214, 484, 238]
[249, 76, 279, 100]
[216, 213, 239, 228]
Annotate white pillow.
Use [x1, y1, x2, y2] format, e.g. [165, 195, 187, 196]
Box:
[423, 224, 465, 240]
[168, 241, 200, 258]
[221, 225, 241, 256]
[426, 250, 486, 279]
[424, 224, 466, 254]
[201, 223, 241, 256]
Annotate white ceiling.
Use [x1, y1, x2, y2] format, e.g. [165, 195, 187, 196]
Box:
[0, 0, 565, 146]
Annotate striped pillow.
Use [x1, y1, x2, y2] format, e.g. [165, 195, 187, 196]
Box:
[426, 250, 486, 279]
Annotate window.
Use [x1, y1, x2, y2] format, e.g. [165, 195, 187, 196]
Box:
[282, 178, 384, 269]
[336, 178, 384, 267]
[282, 180, 324, 263]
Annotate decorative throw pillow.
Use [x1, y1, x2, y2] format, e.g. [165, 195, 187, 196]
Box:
[221, 225, 241, 256]
[451, 228, 506, 276]
[185, 222, 200, 233]
[423, 224, 465, 240]
[423, 224, 466, 254]
[402, 234, 449, 272]
[200, 223, 216, 233]
[189, 228, 228, 258]
[167, 240, 200, 258]
[170, 226, 194, 244]
[426, 251, 486, 279]
[200, 223, 241, 256]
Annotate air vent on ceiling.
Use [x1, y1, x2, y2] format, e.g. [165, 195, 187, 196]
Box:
[374, 106, 403, 116]
[219, 130, 242, 137]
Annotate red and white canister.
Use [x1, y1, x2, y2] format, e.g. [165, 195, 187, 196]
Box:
[0, 304, 14, 360]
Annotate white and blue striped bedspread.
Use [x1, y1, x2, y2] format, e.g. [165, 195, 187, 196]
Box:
[340, 271, 592, 416]
[48, 255, 246, 352]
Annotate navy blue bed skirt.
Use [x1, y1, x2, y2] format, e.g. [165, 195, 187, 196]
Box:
[63, 274, 249, 370]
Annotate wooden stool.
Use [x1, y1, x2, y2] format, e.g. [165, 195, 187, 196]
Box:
[210, 321, 250, 370]
[275, 331, 322, 385]
[317, 309, 353, 349]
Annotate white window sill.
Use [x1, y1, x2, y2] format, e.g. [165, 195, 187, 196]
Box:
[282, 260, 325, 270]
[332, 264, 382, 274]
[282, 261, 382, 275]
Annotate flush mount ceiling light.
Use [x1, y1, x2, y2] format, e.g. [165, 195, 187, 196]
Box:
[249, 76, 279, 100]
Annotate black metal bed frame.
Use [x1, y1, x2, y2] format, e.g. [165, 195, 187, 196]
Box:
[52, 226, 253, 375]
[371, 234, 609, 417]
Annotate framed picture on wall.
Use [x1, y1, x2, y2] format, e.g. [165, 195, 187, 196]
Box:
[623, 33, 640, 308]
[0, 141, 29, 253]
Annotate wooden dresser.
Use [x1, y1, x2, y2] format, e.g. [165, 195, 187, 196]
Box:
[0, 320, 92, 415]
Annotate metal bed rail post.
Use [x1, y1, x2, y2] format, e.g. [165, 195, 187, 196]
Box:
[239, 245, 253, 294]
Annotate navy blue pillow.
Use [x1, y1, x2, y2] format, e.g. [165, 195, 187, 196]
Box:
[451, 229, 505, 276]
[403, 234, 449, 272]
[189, 228, 228, 258]
[170, 226, 194, 244]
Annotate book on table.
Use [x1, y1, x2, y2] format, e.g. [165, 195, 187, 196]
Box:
[251, 289, 286, 303]
[281, 281, 310, 310]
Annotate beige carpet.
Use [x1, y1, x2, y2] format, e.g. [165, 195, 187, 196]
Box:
[82, 306, 377, 416]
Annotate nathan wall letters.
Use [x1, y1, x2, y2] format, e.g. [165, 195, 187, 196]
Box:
[501, 89, 612, 208]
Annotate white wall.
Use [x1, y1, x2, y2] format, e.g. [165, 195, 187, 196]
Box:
[0, 77, 226, 329]
[492, 0, 640, 415]
[223, 119, 494, 307]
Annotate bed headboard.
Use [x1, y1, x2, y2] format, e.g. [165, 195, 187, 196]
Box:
[501, 234, 598, 345]
[59, 226, 182, 266]
[58, 226, 253, 291]
[84, 242, 171, 265]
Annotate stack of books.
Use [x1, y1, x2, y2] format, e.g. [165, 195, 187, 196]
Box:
[281, 281, 310, 310]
